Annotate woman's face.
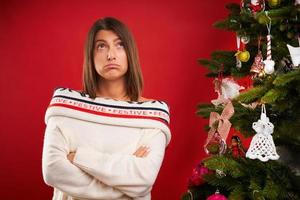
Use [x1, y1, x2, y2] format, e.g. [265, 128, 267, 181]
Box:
[93, 30, 128, 82]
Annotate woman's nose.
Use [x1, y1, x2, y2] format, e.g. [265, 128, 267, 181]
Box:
[107, 48, 116, 60]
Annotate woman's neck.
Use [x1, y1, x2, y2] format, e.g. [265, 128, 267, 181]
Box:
[96, 78, 129, 101]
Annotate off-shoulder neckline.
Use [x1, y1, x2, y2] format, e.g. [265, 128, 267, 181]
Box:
[95, 96, 156, 104]
[54, 87, 164, 105]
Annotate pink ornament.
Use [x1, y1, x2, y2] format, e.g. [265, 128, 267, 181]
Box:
[250, 51, 265, 77]
[188, 163, 211, 187]
[207, 192, 227, 200]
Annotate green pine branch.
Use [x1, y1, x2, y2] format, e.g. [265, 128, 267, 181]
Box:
[235, 86, 268, 104]
[273, 68, 300, 86]
[203, 156, 245, 178]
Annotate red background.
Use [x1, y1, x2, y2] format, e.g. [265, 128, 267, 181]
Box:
[0, 0, 242, 199]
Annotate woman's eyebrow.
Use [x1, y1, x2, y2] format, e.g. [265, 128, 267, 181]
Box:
[95, 37, 121, 43]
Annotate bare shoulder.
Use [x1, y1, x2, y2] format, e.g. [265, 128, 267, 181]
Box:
[139, 96, 155, 102]
[138, 97, 169, 107]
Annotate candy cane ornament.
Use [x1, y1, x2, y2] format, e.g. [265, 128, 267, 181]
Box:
[266, 34, 272, 60]
[263, 12, 275, 74]
[236, 35, 242, 69]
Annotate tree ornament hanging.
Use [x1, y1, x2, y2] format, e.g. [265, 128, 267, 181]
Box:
[207, 190, 227, 200]
[250, 0, 265, 13]
[228, 135, 246, 158]
[267, 0, 281, 7]
[235, 35, 242, 68]
[211, 78, 245, 106]
[236, 50, 250, 62]
[287, 44, 300, 67]
[188, 162, 211, 187]
[205, 132, 227, 155]
[204, 102, 235, 155]
[241, 0, 265, 14]
[250, 51, 265, 78]
[235, 34, 250, 64]
[263, 13, 275, 74]
[287, 36, 300, 67]
[246, 104, 280, 162]
[250, 36, 265, 78]
[241, 35, 250, 44]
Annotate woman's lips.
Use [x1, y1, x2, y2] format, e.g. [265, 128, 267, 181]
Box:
[104, 64, 120, 69]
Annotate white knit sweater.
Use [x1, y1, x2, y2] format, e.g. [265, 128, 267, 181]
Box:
[42, 87, 171, 200]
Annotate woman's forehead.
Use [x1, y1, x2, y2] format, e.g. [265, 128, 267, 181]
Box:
[94, 30, 120, 42]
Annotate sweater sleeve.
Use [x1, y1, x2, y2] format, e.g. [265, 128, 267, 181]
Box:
[42, 116, 126, 200]
[72, 128, 167, 198]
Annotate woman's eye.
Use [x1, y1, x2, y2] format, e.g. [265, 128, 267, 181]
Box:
[97, 43, 106, 49]
[117, 42, 124, 48]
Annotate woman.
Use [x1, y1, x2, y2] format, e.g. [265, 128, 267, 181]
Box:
[42, 17, 171, 200]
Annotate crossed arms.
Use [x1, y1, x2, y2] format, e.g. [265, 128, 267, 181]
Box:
[42, 117, 167, 199]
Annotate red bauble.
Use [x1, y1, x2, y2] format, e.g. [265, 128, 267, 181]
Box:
[207, 193, 227, 200]
[249, 3, 264, 13]
[241, 0, 265, 14]
[188, 163, 210, 187]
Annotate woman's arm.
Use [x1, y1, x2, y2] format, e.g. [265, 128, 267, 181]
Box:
[71, 128, 167, 198]
[42, 117, 126, 200]
[68, 146, 150, 162]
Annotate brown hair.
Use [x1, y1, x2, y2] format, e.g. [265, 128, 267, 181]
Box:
[82, 17, 143, 101]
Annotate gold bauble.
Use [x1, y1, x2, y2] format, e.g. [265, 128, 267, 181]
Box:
[258, 70, 266, 78]
[235, 50, 250, 62]
[268, 0, 281, 7]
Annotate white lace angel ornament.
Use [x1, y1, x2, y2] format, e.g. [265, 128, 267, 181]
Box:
[246, 104, 279, 162]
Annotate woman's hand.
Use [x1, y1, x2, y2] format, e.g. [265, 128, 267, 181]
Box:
[67, 152, 76, 163]
[133, 146, 150, 158]
[67, 147, 150, 162]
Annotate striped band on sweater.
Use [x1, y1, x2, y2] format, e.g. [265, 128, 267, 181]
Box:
[47, 87, 170, 127]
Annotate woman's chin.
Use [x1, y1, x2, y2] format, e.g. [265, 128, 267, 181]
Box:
[102, 74, 125, 81]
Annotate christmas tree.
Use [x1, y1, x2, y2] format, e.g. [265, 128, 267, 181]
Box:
[182, 0, 300, 199]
